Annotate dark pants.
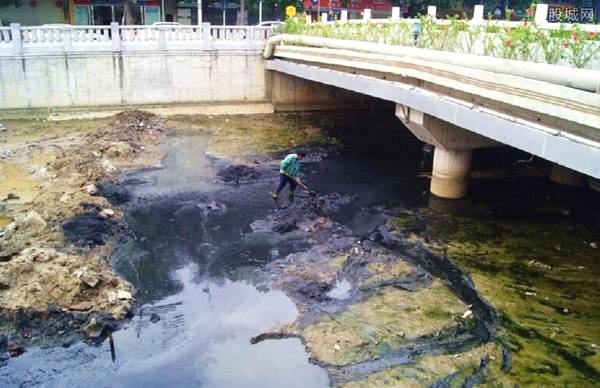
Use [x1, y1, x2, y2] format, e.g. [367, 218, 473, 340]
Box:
[276, 173, 297, 194]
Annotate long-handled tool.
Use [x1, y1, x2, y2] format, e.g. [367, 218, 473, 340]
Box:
[285, 173, 317, 197]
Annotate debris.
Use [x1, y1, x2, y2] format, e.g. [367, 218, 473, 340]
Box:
[462, 309, 473, 319]
[106, 291, 117, 304]
[0, 272, 12, 289]
[85, 184, 98, 195]
[150, 313, 161, 323]
[16, 211, 47, 231]
[7, 340, 24, 357]
[100, 208, 115, 218]
[69, 302, 92, 311]
[590, 242, 598, 249]
[80, 271, 101, 288]
[117, 290, 132, 300]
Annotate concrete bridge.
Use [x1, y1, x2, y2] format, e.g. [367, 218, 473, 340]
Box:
[263, 35, 600, 198]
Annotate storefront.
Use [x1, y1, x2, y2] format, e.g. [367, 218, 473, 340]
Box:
[72, 0, 161, 25]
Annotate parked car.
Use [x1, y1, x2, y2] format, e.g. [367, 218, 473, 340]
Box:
[256, 20, 283, 27]
[152, 22, 182, 26]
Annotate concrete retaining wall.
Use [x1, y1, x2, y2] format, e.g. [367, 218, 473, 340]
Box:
[0, 51, 267, 110]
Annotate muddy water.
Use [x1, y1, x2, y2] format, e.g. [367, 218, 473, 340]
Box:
[1, 116, 599, 387]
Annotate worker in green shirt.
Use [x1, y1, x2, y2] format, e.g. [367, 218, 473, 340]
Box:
[272, 152, 306, 201]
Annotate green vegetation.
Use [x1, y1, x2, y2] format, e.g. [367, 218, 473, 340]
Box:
[391, 203, 600, 386]
[280, 15, 600, 69]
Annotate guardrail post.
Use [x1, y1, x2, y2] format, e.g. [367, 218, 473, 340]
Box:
[61, 26, 72, 52]
[306, 14, 312, 24]
[202, 22, 212, 49]
[110, 22, 121, 52]
[321, 12, 328, 22]
[471, 4, 484, 25]
[363, 9, 372, 21]
[158, 26, 167, 50]
[427, 5, 437, 18]
[534, 4, 549, 25]
[391, 7, 400, 21]
[10, 23, 22, 55]
[340, 9, 348, 23]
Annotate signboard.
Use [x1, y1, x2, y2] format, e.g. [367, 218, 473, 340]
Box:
[547, 6, 595, 23]
[286, 5, 297, 17]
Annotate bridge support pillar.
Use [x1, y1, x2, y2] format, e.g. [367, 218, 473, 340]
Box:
[431, 148, 473, 199]
[550, 164, 586, 187]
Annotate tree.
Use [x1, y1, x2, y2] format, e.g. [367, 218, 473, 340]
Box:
[0, 0, 22, 8]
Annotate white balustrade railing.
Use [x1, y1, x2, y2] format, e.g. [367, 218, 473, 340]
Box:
[0, 23, 274, 55]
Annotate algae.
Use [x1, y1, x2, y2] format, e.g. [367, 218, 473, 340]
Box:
[302, 279, 470, 366]
[166, 113, 342, 158]
[390, 202, 600, 386]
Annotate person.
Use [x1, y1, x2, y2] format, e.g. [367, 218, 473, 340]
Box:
[272, 152, 306, 201]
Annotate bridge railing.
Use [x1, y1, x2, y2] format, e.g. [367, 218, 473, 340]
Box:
[0, 23, 274, 56]
[288, 4, 600, 70]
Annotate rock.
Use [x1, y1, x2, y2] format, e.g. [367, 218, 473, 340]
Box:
[20, 247, 59, 263]
[527, 260, 552, 272]
[106, 291, 117, 304]
[69, 302, 92, 311]
[104, 142, 133, 158]
[150, 313, 161, 323]
[5, 193, 19, 201]
[101, 159, 116, 173]
[7, 341, 24, 357]
[80, 271, 101, 288]
[81, 318, 103, 338]
[16, 211, 46, 231]
[462, 309, 473, 319]
[0, 271, 12, 289]
[561, 308, 571, 315]
[28, 282, 42, 292]
[85, 184, 98, 195]
[117, 290, 132, 300]
[100, 208, 115, 218]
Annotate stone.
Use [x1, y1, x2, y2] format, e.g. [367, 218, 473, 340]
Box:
[85, 184, 98, 195]
[21, 247, 59, 263]
[7, 341, 24, 357]
[82, 318, 103, 338]
[150, 313, 161, 323]
[69, 302, 92, 311]
[80, 271, 101, 288]
[100, 208, 115, 218]
[101, 159, 116, 173]
[6, 193, 19, 201]
[0, 271, 12, 289]
[105, 142, 133, 158]
[16, 211, 46, 231]
[117, 290, 132, 300]
[106, 291, 117, 304]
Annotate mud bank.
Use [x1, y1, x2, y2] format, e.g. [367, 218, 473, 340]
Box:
[0, 111, 167, 348]
[2, 110, 598, 387]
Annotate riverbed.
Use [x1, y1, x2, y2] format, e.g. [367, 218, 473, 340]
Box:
[1, 112, 599, 386]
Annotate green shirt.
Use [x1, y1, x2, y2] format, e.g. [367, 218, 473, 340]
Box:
[280, 153, 301, 178]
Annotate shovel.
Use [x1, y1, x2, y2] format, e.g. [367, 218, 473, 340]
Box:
[287, 174, 317, 197]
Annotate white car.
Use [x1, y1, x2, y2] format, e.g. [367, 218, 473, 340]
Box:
[256, 20, 282, 27]
[152, 22, 182, 26]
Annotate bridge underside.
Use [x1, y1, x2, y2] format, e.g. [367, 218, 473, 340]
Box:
[267, 59, 600, 198]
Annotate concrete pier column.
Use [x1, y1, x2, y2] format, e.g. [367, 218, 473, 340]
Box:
[550, 164, 585, 187]
[430, 148, 472, 199]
